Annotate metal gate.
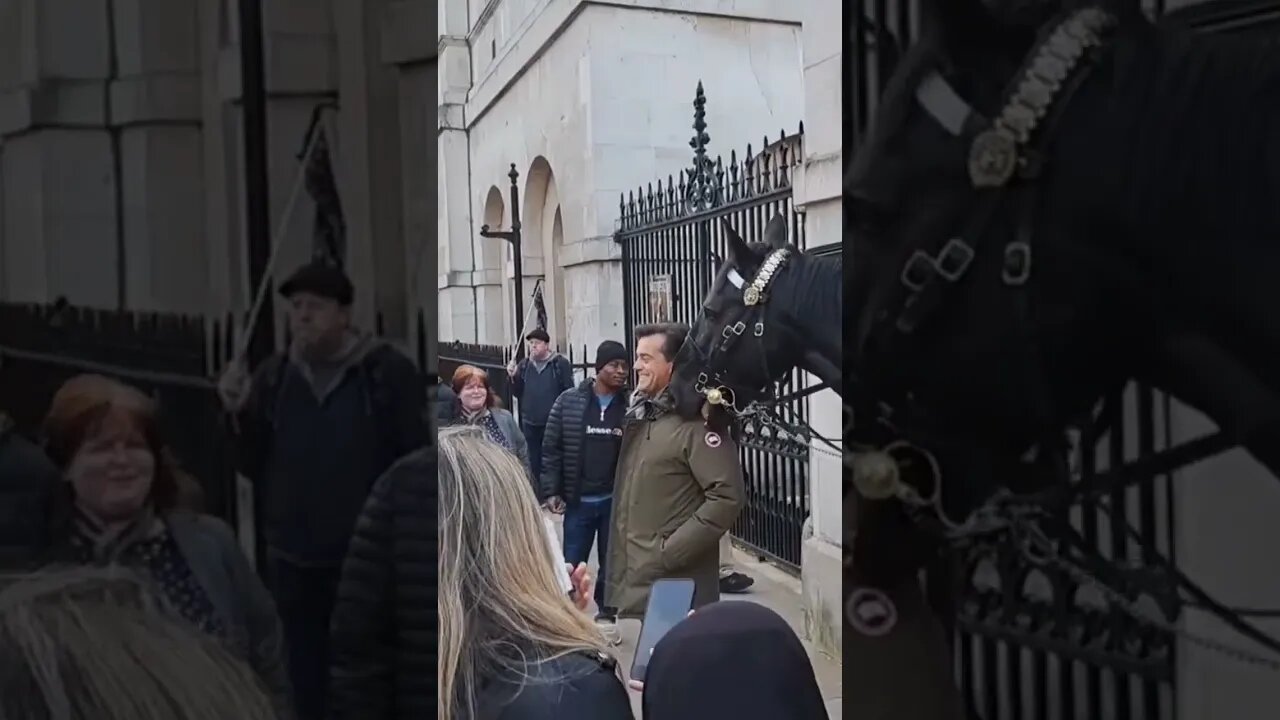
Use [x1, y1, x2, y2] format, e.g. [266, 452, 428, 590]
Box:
[613, 82, 810, 571]
[854, 1, 1280, 717]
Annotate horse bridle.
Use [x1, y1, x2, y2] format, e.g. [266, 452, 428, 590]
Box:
[851, 5, 1280, 662]
[681, 247, 842, 452]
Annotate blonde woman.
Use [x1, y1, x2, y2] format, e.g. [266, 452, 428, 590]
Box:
[439, 426, 632, 720]
[0, 565, 279, 720]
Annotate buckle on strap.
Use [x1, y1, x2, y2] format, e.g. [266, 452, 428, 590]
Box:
[900, 238, 975, 292]
[1002, 242, 1032, 286]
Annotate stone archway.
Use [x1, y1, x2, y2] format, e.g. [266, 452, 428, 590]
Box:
[476, 185, 507, 344]
[522, 157, 567, 349]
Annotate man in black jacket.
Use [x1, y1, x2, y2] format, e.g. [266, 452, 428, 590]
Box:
[0, 413, 62, 570]
[217, 262, 427, 720]
[539, 340, 629, 636]
[327, 446, 435, 720]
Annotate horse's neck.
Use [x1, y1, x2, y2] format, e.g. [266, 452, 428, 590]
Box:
[1108, 30, 1280, 370]
[775, 253, 843, 385]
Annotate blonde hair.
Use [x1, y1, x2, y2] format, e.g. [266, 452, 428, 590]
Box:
[438, 425, 613, 720]
[0, 565, 276, 720]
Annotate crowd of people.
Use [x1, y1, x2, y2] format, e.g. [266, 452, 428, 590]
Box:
[0, 259, 829, 719]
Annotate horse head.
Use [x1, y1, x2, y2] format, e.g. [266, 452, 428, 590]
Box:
[672, 214, 835, 421]
[855, 0, 1280, 518]
[851, 2, 1174, 516]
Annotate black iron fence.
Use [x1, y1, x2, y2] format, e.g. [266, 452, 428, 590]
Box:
[614, 81, 810, 572]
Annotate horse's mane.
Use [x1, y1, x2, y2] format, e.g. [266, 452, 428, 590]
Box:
[1105, 22, 1280, 242]
[778, 251, 842, 326]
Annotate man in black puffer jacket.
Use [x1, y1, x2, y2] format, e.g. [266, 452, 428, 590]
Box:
[539, 341, 630, 634]
[0, 413, 62, 570]
[328, 446, 436, 720]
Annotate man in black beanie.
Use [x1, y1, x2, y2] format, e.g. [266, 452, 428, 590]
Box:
[538, 339, 630, 641]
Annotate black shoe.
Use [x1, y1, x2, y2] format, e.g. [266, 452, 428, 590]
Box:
[720, 572, 755, 594]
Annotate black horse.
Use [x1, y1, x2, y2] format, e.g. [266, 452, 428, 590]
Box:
[671, 214, 843, 422]
[850, 0, 1280, 717]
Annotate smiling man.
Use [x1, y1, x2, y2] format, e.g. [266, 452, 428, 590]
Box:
[604, 323, 745, 618]
[539, 339, 631, 642]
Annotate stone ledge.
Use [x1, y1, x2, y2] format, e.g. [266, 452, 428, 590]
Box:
[110, 73, 202, 125]
[381, 0, 436, 66]
[0, 81, 108, 136]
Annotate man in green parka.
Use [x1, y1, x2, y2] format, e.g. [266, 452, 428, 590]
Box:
[604, 323, 745, 616]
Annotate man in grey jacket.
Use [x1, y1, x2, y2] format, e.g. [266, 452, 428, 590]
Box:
[507, 329, 574, 483]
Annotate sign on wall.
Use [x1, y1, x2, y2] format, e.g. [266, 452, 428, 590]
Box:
[647, 274, 673, 323]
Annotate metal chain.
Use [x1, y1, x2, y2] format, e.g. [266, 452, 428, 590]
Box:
[1017, 521, 1280, 671]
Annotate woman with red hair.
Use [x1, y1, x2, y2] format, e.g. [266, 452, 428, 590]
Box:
[448, 365, 530, 477]
[38, 373, 293, 718]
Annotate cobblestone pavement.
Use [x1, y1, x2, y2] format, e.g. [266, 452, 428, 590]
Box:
[548, 513, 842, 718]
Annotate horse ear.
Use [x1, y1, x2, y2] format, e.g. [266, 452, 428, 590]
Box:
[763, 215, 788, 250]
[720, 219, 753, 263]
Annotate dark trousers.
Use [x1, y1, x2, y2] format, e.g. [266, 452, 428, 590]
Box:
[523, 422, 546, 485]
[268, 555, 342, 720]
[562, 496, 613, 613]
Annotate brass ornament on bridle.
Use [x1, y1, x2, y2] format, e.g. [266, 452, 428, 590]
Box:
[967, 7, 1116, 189]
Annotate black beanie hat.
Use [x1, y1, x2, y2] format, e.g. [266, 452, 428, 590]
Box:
[594, 340, 629, 372]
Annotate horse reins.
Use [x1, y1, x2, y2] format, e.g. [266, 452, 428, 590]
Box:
[852, 6, 1280, 663]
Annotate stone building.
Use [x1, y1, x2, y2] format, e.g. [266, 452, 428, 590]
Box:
[438, 0, 843, 659]
[0, 0, 437, 349]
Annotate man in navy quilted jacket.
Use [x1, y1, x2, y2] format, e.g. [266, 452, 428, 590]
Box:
[538, 340, 629, 641]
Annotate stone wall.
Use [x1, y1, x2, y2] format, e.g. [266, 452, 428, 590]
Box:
[794, 0, 843, 662]
[0, 0, 431, 347]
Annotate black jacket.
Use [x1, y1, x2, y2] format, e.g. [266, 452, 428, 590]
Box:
[328, 448, 436, 720]
[539, 379, 630, 504]
[230, 338, 427, 565]
[0, 415, 61, 570]
[434, 382, 457, 424]
[476, 651, 633, 720]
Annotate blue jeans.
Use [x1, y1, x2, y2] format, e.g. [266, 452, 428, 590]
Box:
[523, 422, 546, 486]
[562, 496, 613, 613]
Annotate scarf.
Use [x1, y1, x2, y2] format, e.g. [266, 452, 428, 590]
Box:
[461, 406, 511, 450]
[70, 503, 162, 565]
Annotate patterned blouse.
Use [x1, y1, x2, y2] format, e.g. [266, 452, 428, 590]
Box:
[462, 407, 513, 450]
[70, 509, 226, 639]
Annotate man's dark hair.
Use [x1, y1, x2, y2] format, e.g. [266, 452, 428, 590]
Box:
[634, 323, 687, 362]
[525, 329, 550, 343]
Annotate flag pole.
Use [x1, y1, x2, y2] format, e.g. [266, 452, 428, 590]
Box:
[235, 105, 333, 365]
[507, 279, 543, 360]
